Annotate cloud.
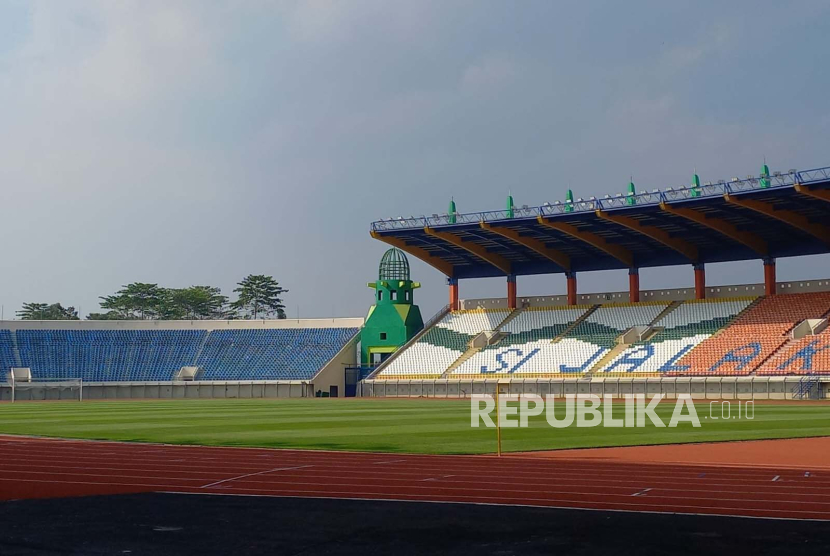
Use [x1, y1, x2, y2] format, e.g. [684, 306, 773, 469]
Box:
[461, 54, 519, 91]
[0, 1, 828, 320]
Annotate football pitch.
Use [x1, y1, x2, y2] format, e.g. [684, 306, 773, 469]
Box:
[0, 398, 829, 454]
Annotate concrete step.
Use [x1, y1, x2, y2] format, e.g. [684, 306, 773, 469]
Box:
[552, 305, 599, 344]
[585, 343, 630, 376]
[650, 300, 683, 326]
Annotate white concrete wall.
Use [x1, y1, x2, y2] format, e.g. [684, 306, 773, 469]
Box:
[0, 318, 364, 330]
[460, 279, 830, 310]
[309, 335, 360, 397]
[0, 380, 313, 401]
[362, 376, 830, 400]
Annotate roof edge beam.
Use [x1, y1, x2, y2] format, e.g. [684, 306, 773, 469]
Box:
[795, 183, 830, 203]
[659, 202, 767, 257]
[370, 231, 455, 277]
[480, 222, 571, 271]
[596, 210, 699, 263]
[424, 227, 512, 275]
[537, 216, 634, 267]
[725, 194, 830, 247]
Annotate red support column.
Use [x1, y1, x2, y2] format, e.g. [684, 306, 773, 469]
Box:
[628, 268, 640, 303]
[566, 272, 577, 306]
[448, 278, 459, 311]
[764, 258, 777, 296]
[694, 263, 706, 300]
[507, 275, 517, 310]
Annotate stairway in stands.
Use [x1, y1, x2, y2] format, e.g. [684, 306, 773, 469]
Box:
[441, 307, 524, 377]
[192, 330, 213, 367]
[753, 303, 830, 375]
[584, 302, 681, 375]
[585, 345, 628, 376]
[651, 301, 684, 325]
[551, 305, 599, 343]
[676, 293, 830, 375]
[9, 330, 22, 368]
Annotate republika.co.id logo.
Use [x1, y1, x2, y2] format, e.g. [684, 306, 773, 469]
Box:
[470, 394, 752, 428]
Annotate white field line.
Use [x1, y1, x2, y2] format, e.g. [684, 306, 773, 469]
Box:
[200, 465, 314, 489]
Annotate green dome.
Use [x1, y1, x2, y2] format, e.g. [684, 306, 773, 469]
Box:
[379, 248, 410, 281]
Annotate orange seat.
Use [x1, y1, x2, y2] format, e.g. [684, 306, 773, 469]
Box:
[676, 293, 830, 376]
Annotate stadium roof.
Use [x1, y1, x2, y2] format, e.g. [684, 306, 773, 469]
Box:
[370, 165, 830, 279]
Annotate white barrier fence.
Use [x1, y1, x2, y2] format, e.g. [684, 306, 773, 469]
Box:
[2, 377, 826, 401]
[0, 380, 314, 401]
[361, 376, 830, 400]
[7, 378, 84, 402]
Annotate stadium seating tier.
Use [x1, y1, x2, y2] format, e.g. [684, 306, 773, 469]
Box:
[2, 327, 358, 382]
[379, 294, 830, 378]
[378, 309, 511, 376]
[676, 293, 830, 375]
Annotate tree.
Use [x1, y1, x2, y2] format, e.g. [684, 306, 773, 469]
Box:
[155, 288, 187, 320]
[230, 275, 288, 319]
[17, 302, 79, 320]
[170, 286, 228, 320]
[87, 311, 127, 321]
[99, 283, 166, 319]
[95, 283, 229, 320]
[17, 303, 48, 320]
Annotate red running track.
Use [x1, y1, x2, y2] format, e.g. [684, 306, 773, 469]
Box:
[1, 435, 829, 521]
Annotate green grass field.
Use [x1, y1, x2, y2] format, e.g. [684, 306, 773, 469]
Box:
[0, 399, 829, 454]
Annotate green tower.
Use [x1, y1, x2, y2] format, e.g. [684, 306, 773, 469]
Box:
[691, 172, 701, 198]
[760, 162, 771, 188]
[361, 248, 424, 366]
[564, 189, 574, 213]
[626, 180, 636, 206]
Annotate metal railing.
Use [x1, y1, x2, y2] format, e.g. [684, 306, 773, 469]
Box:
[370, 166, 830, 232]
[791, 375, 821, 400]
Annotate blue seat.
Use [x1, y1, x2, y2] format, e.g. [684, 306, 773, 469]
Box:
[196, 328, 359, 380]
[16, 330, 205, 381]
[7, 327, 359, 382]
[0, 330, 16, 376]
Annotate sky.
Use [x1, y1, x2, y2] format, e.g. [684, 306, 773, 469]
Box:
[0, 0, 829, 320]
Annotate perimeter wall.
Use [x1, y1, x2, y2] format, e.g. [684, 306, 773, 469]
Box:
[361, 377, 830, 400]
[0, 381, 315, 401]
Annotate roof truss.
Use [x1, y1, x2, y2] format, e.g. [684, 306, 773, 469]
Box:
[659, 203, 767, 257]
[537, 216, 634, 267]
[480, 222, 571, 271]
[424, 227, 512, 275]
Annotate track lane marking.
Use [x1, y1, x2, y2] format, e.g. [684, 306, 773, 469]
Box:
[4, 452, 824, 484]
[200, 465, 314, 489]
[5, 436, 830, 520]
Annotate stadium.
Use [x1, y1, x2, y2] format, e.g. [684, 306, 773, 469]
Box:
[4, 3, 830, 554]
[3, 161, 830, 553]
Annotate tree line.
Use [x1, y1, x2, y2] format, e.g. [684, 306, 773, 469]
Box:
[15, 275, 288, 321]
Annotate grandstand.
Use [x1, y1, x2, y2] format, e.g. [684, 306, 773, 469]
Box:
[371, 286, 830, 381]
[380, 309, 511, 377]
[368, 163, 830, 395]
[675, 293, 830, 375]
[197, 328, 359, 380]
[0, 319, 362, 400]
[451, 305, 592, 376]
[17, 330, 205, 382]
[600, 297, 755, 374]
